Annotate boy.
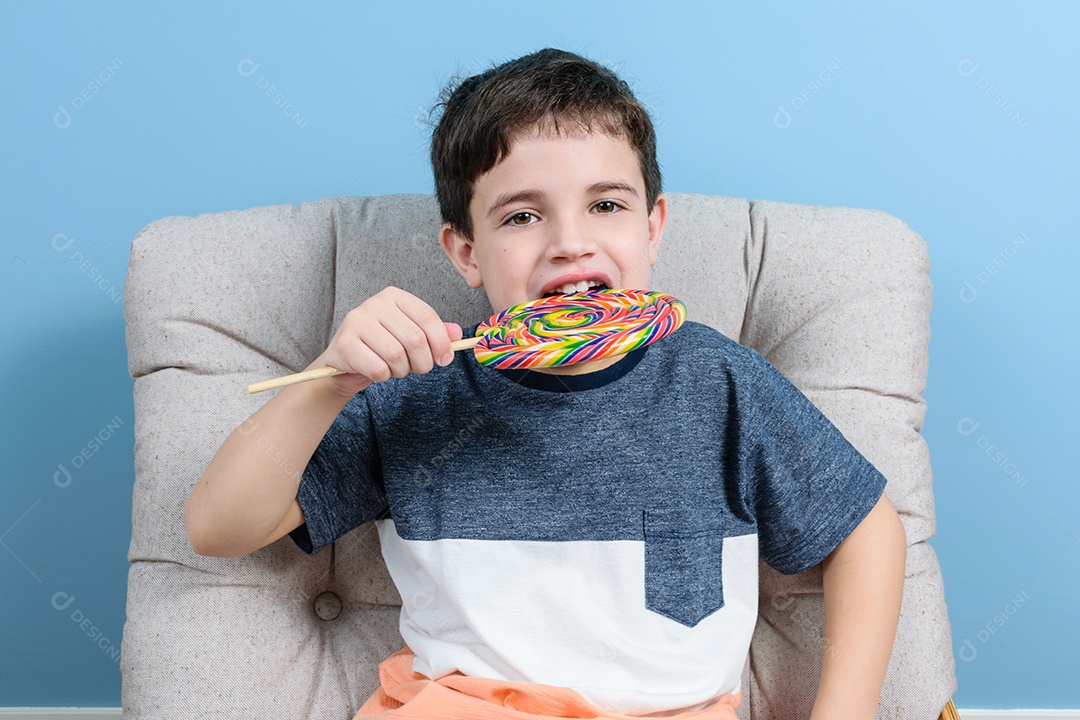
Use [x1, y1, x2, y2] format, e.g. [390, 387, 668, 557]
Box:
[185, 48, 905, 719]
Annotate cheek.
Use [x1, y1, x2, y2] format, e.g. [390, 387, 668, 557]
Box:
[619, 240, 657, 282]
[482, 248, 529, 284]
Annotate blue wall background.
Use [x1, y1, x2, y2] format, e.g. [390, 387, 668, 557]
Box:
[3, 0, 1077, 709]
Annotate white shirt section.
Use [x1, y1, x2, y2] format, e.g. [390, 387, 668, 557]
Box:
[376, 519, 758, 716]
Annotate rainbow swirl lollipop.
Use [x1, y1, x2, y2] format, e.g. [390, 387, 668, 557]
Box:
[472, 288, 687, 370]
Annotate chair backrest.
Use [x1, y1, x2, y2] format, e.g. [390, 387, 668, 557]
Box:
[121, 192, 955, 719]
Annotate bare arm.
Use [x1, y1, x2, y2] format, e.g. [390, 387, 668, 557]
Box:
[184, 372, 354, 557]
[184, 287, 461, 558]
[809, 492, 906, 720]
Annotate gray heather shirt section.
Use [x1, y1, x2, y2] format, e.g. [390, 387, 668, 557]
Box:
[291, 321, 886, 579]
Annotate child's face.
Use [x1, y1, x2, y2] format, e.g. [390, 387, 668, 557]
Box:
[440, 129, 667, 316]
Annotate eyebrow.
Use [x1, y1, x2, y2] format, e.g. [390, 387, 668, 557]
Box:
[588, 181, 639, 198]
[486, 190, 545, 219]
[485, 181, 640, 219]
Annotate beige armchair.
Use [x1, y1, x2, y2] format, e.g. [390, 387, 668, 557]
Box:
[121, 192, 956, 718]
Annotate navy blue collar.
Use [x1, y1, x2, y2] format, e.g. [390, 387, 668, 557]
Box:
[495, 346, 648, 392]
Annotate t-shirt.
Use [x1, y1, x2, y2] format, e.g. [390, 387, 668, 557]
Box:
[290, 321, 886, 715]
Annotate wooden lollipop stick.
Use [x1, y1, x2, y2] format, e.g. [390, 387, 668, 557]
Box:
[247, 337, 481, 394]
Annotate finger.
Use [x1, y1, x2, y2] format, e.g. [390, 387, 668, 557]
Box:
[338, 337, 396, 384]
[368, 317, 422, 378]
[335, 308, 412, 381]
[393, 293, 457, 368]
[321, 334, 392, 385]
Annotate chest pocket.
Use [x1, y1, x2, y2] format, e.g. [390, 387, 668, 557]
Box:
[643, 507, 725, 628]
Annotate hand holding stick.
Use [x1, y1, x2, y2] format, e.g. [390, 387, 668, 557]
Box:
[247, 337, 481, 394]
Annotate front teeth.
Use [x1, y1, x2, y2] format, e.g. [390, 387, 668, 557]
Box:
[556, 280, 603, 294]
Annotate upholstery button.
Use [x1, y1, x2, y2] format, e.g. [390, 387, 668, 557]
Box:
[314, 591, 342, 621]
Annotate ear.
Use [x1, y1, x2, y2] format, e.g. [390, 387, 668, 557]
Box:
[645, 194, 667, 266]
[439, 223, 484, 289]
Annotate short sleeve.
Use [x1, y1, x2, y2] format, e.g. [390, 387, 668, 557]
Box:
[289, 392, 389, 555]
[734, 349, 887, 575]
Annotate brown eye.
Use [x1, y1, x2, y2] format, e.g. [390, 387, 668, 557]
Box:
[595, 201, 618, 213]
[508, 212, 535, 226]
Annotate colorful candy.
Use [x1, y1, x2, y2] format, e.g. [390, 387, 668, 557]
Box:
[472, 288, 687, 370]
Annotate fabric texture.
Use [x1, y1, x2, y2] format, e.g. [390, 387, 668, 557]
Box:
[289, 321, 886, 715]
[122, 192, 955, 719]
[354, 646, 741, 720]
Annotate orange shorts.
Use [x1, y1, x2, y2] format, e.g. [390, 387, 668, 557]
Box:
[353, 647, 741, 720]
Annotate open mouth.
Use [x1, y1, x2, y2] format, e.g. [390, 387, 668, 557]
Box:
[542, 280, 609, 298]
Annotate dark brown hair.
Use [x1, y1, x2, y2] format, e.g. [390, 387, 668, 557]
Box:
[430, 48, 662, 240]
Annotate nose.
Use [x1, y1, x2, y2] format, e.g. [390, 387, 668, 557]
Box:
[544, 215, 598, 262]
